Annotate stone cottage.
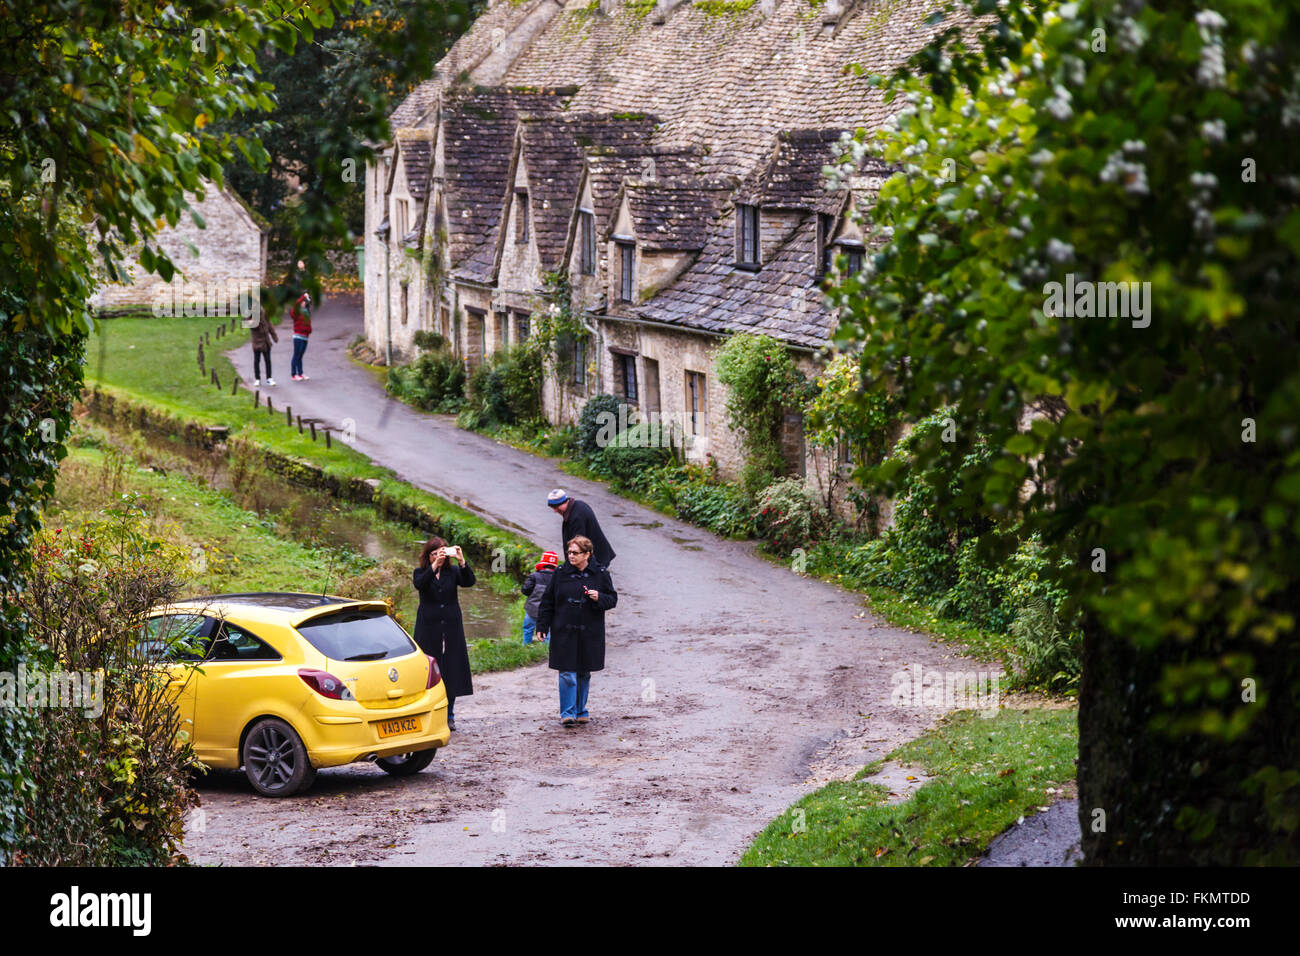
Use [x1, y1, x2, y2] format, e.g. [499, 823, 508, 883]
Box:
[364, 0, 946, 491]
[91, 180, 268, 316]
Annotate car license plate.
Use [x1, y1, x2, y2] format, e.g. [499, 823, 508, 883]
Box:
[377, 716, 420, 739]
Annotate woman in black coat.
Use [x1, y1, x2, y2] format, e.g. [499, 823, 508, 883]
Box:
[412, 536, 475, 730]
[536, 535, 617, 727]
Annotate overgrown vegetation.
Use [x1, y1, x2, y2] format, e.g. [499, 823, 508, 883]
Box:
[7, 498, 198, 865]
[714, 333, 810, 496]
[386, 329, 466, 413]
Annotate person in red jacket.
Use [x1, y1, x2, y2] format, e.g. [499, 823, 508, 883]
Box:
[289, 291, 312, 381]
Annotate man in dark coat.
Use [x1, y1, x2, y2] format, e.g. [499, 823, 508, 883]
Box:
[546, 489, 616, 567]
[412, 541, 475, 730]
[536, 534, 617, 726]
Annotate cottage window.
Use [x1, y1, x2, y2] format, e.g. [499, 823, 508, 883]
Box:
[614, 353, 638, 404]
[736, 204, 760, 267]
[400, 282, 409, 327]
[574, 337, 587, 386]
[515, 311, 531, 341]
[515, 190, 529, 243]
[617, 241, 635, 302]
[497, 311, 509, 349]
[844, 244, 865, 275]
[817, 214, 835, 278]
[579, 210, 596, 275]
[685, 370, 707, 436]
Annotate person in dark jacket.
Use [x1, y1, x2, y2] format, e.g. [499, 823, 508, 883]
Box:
[536, 535, 617, 727]
[546, 489, 616, 567]
[411, 536, 475, 730]
[249, 311, 279, 387]
[520, 550, 558, 645]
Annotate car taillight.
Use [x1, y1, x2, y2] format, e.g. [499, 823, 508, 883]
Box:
[426, 655, 442, 690]
[298, 668, 356, 701]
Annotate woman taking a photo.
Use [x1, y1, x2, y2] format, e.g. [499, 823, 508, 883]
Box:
[536, 535, 617, 727]
[412, 537, 474, 730]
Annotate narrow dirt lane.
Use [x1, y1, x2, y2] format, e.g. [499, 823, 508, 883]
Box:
[185, 294, 978, 866]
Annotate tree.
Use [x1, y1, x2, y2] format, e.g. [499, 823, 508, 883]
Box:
[217, 0, 481, 241]
[833, 0, 1300, 863]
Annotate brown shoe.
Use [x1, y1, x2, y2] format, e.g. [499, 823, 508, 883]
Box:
[576, 716, 589, 725]
[561, 717, 576, 727]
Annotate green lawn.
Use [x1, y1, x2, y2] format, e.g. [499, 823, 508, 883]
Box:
[740, 707, 1078, 866]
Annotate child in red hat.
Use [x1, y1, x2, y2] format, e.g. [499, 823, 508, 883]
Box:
[521, 551, 559, 645]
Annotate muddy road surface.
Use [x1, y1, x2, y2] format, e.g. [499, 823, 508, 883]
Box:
[185, 296, 975, 866]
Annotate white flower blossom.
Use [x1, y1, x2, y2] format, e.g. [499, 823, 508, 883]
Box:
[1044, 84, 1073, 121]
[1046, 239, 1075, 263]
[1201, 118, 1227, 143]
[1116, 17, 1147, 53]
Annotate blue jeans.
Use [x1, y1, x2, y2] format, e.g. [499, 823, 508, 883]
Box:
[522, 613, 536, 645]
[446, 694, 455, 722]
[558, 671, 590, 721]
[290, 335, 308, 376]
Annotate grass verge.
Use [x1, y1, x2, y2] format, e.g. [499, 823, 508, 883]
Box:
[740, 707, 1078, 867]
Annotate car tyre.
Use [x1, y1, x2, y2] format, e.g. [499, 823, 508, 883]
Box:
[375, 748, 437, 776]
[242, 717, 316, 797]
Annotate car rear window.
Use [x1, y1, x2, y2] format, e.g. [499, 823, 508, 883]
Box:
[295, 607, 416, 662]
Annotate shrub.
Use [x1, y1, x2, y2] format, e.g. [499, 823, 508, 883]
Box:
[592, 423, 671, 485]
[386, 350, 466, 414]
[458, 347, 542, 430]
[8, 496, 198, 865]
[576, 394, 623, 457]
[676, 482, 753, 538]
[754, 478, 822, 557]
[1010, 596, 1082, 692]
[411, 329, 447, 352]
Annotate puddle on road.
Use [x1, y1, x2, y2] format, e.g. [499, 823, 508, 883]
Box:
[668, 535, 704, 550]
[626, 520, 664, 530]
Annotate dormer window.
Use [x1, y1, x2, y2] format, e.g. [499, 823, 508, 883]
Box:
[579, 210, 596, 275]
[736, 204, 760, 268]
[616, 240, 635, 302]
[817, 213, 835, 277]
[515, 189, 529, 243]
[842, 242, 865, 275]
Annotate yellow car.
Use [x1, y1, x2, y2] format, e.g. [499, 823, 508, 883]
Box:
[145, 592, 450, 797]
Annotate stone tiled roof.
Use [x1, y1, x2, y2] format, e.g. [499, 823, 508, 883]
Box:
[582, 145, 705, 234]
[635, 208, 833, 348]
[439, 87, 572, 275]
[734, 127, 848, 214]
[514, 112, 662, 272]
[613, 176, 734, 251]
[387, 0, 561, 130]
[394, 128, 434, 202]
[497, 0, 960, 177]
